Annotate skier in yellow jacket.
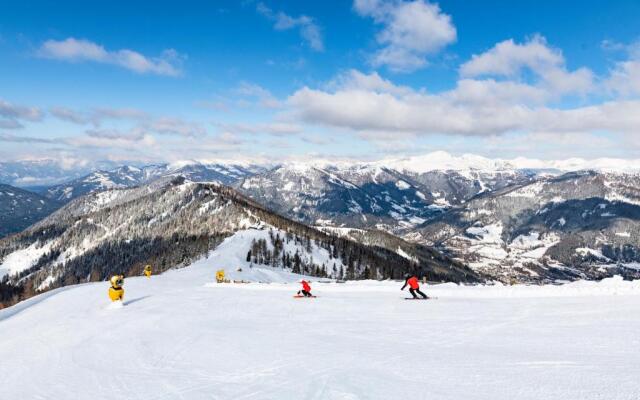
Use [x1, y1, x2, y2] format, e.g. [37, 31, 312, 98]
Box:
[108, 275, 125, 302]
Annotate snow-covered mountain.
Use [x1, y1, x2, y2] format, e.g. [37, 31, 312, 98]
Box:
[381, 151, 640, 174]
[43, 165, 160, 202]
[0, 177, 479, 307]
[5, 151, 640, 289]
[0, 159, 123, 187]
[44, 162, 267, 202]
[0, 184, 62, 238]
[412, 171, 640, 282]
[237, 163, 533, 233]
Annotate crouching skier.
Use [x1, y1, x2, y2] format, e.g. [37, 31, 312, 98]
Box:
[297, 279, 313, 297]
[401, 274, 428, 299]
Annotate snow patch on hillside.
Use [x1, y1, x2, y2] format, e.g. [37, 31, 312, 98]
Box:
[198, 228, 344, 279]
[395, 180, 410, 190]
[0, 241, 52, 278]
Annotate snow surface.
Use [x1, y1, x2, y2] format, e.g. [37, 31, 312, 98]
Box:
[2, 247, 640, 400]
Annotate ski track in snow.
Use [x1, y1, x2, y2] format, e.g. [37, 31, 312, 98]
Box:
[1, 261, 640, 399]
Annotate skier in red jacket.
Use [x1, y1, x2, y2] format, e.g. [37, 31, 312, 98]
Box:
[401, 274, 428, 299]
[297, 280, 313, 297]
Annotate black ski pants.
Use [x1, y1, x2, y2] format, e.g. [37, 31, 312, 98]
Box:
[409, 288, 428, 299]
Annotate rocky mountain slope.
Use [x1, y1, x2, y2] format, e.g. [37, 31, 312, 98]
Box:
[237, 163, 533, 233]
[43, 162, 267, 202]
[0, 184, 62, 238]
[0, 177, 480, 307]
[413, 171, 640, 282]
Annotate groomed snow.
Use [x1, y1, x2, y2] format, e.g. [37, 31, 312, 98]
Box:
[2, 256, 640, 400]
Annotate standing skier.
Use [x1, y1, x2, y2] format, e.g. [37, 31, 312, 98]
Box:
[297, 280, 313, 297]
[401, 274, 428, 299]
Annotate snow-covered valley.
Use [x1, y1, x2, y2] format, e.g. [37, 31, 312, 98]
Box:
[2, 250, 640, 399]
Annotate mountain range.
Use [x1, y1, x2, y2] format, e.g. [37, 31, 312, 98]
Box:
[415, 171, 640, 282]
[1, 151, 640, 305]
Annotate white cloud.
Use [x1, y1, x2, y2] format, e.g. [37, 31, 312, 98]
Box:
[288, 69, 640, 137]
[93, 107, 149, 120]
[217, 121, 302, 136]
[39, 38, 184, 76]
[0, 133, 56, 143]
[70, 129, 156, 149]
[604, 40, 640, 97]
[257, 3, 324, 51]
[50, 107, 93, 125]
[0, 99, 44, 129]
[85, 128, 148, 141]
[328, 69, 414, 96]
[354, 0, 456, 72]
[51, 106, 149, 126]
[234, 82, 282, 108]
[49, 106, 204, 137]
[460, 35, 594, 96]
[607, 60, 640, 96]
[145, 117, 206, 137]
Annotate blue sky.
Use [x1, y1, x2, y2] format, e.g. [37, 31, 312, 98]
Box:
[1, 0, 640, 166]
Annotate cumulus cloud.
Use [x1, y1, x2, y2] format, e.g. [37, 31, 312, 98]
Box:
[257, 3, 324, 51]
[354, 0, 456, 72]
[603, 40, 640, 97]
[460, 35, 594, 96]
[287, 69, 640, 137]
[0, 99, 44, 129]
[607, 60, 640, 97]
[39, 38, 184, 76]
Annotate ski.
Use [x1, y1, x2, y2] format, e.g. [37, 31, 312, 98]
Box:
[404, 297, 434, 300]
[293, 295, 317, 298]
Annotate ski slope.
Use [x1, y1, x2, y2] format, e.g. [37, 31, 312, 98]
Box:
[1, 259, 640, 399]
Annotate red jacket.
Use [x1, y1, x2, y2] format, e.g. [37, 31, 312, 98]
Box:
[301, 280, 311, 292]
[406, 276, 419, 289]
